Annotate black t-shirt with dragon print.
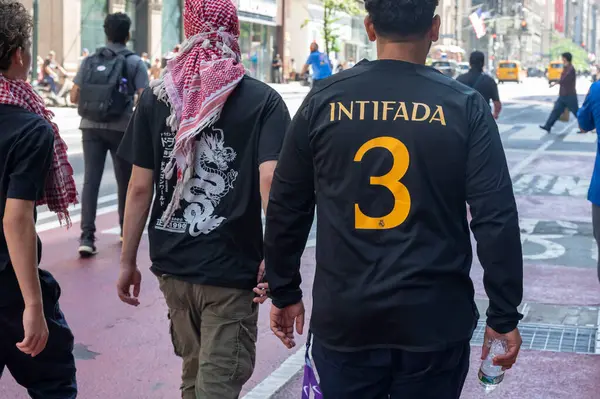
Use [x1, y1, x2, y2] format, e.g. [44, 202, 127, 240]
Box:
[118, 76, 291, 290]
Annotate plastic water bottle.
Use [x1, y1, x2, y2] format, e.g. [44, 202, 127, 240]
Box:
[119, 78, 128, 94]
[478, 339, 506, 393]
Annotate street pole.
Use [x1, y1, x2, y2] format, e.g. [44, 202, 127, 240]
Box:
[455, 3, 459, 47]
[31, 0, 39, 81]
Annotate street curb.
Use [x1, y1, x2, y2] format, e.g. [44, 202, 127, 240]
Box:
[241, 348, 304, 399]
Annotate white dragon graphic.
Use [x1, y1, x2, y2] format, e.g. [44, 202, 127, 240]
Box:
[182, 128, 238, 237]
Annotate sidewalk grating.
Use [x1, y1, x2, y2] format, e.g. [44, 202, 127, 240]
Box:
[470, 322, 597, 354]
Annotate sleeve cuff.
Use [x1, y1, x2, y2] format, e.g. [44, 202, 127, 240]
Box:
[486, 318, 520, 334]
[271, 289, 303, 309]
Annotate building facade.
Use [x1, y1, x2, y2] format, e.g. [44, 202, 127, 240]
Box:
[283, 0, 375, 77]
[23, 0, 380, 81]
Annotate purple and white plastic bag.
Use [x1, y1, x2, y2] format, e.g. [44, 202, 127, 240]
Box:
[302, 333, 323, 398]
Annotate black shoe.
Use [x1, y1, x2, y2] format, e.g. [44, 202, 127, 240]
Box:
[78, 234, 97, 258]
[539, 125, 551, 133]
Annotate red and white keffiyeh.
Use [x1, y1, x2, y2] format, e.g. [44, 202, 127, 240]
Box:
[0, 74, 78, 226]
[152, 0, 245, 223]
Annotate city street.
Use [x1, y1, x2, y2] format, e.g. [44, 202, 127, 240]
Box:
[2, 77, 600, 399]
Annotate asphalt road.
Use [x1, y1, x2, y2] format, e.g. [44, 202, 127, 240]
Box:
[2, 78, 600, 399]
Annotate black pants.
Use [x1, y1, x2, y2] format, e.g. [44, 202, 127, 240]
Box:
[312, 339, 470, 399]
[0, 268, 77, 398]
[543, 95, 580, 130]
[81, 128, 132, 237]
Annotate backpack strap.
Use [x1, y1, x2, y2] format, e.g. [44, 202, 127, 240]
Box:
[471, 73, 485, 91]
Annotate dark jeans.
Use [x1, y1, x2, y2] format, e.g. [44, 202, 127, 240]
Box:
[272, 69, 282, 83]
[312, 339, 470, 399]
[43, 76, 58, 94]
[0, 268, 77, 398]
[592, 205, 600, 283]
[544, 94, 580, 129]
[81, 128, 132, 237]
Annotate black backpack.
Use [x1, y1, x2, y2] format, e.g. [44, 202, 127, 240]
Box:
[77, 47, 136, 122]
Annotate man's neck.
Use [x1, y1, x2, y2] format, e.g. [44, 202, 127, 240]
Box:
[0, 70, 22, 81]
[377, 41, 428, 65]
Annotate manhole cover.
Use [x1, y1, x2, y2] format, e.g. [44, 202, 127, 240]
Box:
[470, 321, 597, 354]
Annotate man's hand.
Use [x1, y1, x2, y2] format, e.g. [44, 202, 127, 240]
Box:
[253, 282, 270, 304]
[17, 304, 49, 357]
[482, 326, 522, 371]
[270, 301, 305, 349]
[117, 266, 142, 306]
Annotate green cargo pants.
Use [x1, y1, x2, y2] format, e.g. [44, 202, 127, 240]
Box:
[158, 275, 258, 399]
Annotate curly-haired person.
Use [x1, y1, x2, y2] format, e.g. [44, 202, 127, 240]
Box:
[264, 0, 523, 397]
[0, 1, 77, 397]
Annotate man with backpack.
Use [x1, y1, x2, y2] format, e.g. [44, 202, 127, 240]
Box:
[70, 12, 149, 257]
[457, 51, 502, 119]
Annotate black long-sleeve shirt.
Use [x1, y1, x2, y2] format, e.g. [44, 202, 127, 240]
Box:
[559, 64, 577, 96]
[265, 59, 523, 352]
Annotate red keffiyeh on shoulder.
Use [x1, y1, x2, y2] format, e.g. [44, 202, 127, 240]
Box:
[0, 75, 78, 226]
[151, 0, 245, 223]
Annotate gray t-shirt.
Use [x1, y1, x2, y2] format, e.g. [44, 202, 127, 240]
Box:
[74, 42, 149, 132]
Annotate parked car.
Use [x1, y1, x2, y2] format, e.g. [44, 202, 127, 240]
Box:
[456, 62, 469, 76]
[527, 67, 544, 78]
[431, 60, 458, 78]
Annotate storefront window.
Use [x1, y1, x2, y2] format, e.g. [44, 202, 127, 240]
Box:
[81, 0, 108, 54]
[162, 0, 182, 56]
[238, 21, 276, 82]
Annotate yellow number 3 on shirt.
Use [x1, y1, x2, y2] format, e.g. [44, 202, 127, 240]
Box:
[354, 137, 411, 230]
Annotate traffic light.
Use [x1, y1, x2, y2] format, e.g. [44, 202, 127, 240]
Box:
[521, 20, 528, 32]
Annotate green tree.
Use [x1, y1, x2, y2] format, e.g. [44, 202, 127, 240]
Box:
[550, 35, 590, 72]
[304, 0, 362, 56]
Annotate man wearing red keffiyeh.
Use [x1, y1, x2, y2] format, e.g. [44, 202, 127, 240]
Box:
[116, 0, 291, 397]
[0, 1, 77, 397]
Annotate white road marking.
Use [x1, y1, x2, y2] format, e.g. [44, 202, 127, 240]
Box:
[36, 204, 119, 233]
[37, 193, 118, 222]
[497, 123, 514, 134]
[596, 309, 600, 354]
[241, 348, 305, 399]
[508, 124, 546, 141]
[563, 131, 598, 143]
[510, 139, 558, 178]
[506, 149, 596, 157]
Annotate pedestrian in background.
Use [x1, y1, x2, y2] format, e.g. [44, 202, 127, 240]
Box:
[70, 12, 148, 257]
[576, 79, 600, 283]
[141, 52, 151, 70]
[150, 57, 162, 80]
[271, 53, 282, 83]
[264, 0, 523, 397]
[301, 42, 332, 85]
[0, 1, 78, 396]
[116, 0, 290, 398]
[540, 52, 579, 133]
[457, 51, 502, 119]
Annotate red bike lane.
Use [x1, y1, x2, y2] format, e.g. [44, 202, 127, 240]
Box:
[0, 211, 315, 399]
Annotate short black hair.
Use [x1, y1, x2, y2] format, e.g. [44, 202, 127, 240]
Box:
[562, 52, 573, 63]
[104, 13, 131, 44]
[469, 51, 485, 69]
[365, 0, 439, 39]
[0, 0, 32, 70]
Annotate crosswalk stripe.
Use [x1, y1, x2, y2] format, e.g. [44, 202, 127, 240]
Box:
[508, 124, 546, 140]
[563, 131, 598, 143]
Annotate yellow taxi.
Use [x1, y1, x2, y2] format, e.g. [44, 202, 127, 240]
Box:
[496, 61, 524, 83]
[547, 61, 564, 83]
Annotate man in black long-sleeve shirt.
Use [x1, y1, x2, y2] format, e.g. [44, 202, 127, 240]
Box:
[264, 0, 523, 397]
[540, 52, 579, 133]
